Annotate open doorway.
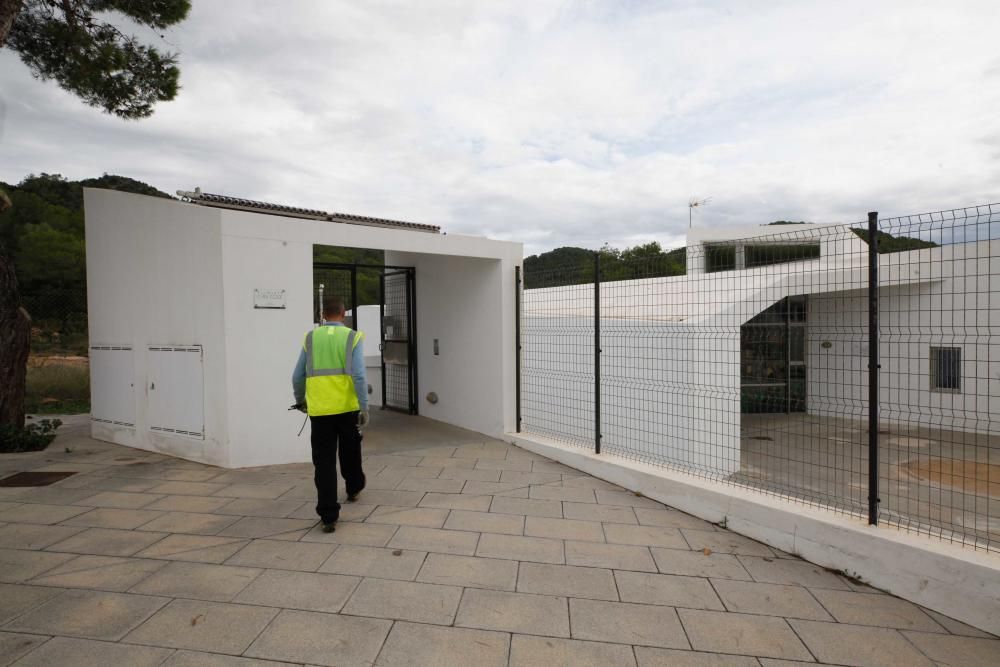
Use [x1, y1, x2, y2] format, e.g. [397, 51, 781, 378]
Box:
[313, 257, 418, 415]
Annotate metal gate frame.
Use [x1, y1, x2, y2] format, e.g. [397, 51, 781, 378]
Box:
[313, 262, 418, 415]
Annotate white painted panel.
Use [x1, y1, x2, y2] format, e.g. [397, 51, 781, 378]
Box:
[148, 345, 205, 439]
[89, 345, 135, 427]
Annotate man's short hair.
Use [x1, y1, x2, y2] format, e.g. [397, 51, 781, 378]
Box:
[323, 295, 346, 318]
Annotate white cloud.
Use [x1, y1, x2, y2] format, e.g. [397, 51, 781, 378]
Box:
[1, 0, 998, 255]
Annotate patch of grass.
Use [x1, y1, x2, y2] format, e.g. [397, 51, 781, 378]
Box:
[24, 358, 90, 415]
[0, 419, 62, 453]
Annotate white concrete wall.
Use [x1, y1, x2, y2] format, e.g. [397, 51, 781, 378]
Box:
[807, 240, 1000, 434]
[84, 189, 231, 466]
[385, 251, 516, 438]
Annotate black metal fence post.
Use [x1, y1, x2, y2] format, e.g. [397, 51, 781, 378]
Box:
[515, 266, 522, 433]
[594, 252, 602, 454]
[868, 210, 880, 526]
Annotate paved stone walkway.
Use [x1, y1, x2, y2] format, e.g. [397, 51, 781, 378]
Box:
[0, 416, 997, 666]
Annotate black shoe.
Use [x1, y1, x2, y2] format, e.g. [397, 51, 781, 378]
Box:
[347, 492, 359, 503]
[321, 522, 336, 533]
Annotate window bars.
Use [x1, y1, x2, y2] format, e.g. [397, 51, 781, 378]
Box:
[517, 204, 999, 552]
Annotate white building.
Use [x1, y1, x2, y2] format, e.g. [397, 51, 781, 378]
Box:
[84, 188, 521, 468]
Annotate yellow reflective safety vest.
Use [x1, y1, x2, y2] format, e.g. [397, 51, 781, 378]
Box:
[303, 325, 364, 416]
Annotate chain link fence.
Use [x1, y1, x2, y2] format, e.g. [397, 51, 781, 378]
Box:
[21, 288, 90, 414]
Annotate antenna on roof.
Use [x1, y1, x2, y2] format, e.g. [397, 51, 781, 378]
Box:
[689, 197, 711, 228]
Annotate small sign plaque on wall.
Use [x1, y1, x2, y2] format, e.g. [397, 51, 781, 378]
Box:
[253, 288, 286, 310]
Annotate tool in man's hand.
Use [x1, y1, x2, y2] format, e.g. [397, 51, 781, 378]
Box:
[289, 404, 308, 436]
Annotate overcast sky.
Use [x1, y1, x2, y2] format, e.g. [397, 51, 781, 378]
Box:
[1, 1, 998, 255]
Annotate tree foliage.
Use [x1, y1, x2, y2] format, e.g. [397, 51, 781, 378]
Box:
[524, 241, 686, 288]
[7, 0, 191, 119]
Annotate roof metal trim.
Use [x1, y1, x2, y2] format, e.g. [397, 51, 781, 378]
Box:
[176, 189, 440, 233]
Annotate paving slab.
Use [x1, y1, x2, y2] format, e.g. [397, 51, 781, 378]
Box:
[0, 583, 63, 624]
[376, 621, 510, 667]
[650, 548, 753, 580]
[246, 608, 391, 666]
[416, 552, 518, 591]
[570, 598, 688, 649]
[215, 516, 315, 539]
[445, 509, 525, 535]
[527, 485, 597, 503]
[215, 497, 304, 518]
[438, 467, 504, 482]
[679, 608, 812, 660]
[461, 480, 530, 497]
[634, 647, 761, 666]
[615, 571, 725, 610]
[124, 598, 278, 654]
[418, 492, 493, 511]
[500, 471, 563, 486]
[477, 532, 564, 564]
[319, 544, 427, 580]
[456, 588, 570, 637]
[162, 650, 295, 666]
[922, 608, 997, 638]
[0, 548, 75, 583]
[225, 538, 335, 571]
[130, 561, 261, 601]
[148, 481, 229, 496]
[681, 529, 774, 557]
[634, 508, 719, 530]
[595, 490, 666, 508]
[342, 577, 463, 625]
[7, 589, 168, 641]
[738, 555, 851, 590]
[300, 520, 397, 546]
[473, 457, 532, 472]
[30, 554, 167, 592]
[10, 636, 174, 667]
[509, 634, 637, 667]
[367, 505, 450, 528]
[137, 511, 241, 535]
[0, 503, 90, 524]
[74, 491, 163, 509]
[62, 508, 164, 530]
[0, 632, 49, 667]
[603, 523, 688, 549]
[144, 495, 232, 513]
[563, 502, 638, 524]
[135, 534, 250, 563]
[565, 540, 657, 571]
[351, 489, 425, 507]
[517, 562, 619, 601]
[45, 527, 167, 556]
[902, 631, 1000, 667]
[789, 619, 935, 667]
[395, 476, 466, 493]
[388, 525, 479, 555]
[712, 578, 833, 621]
[524, 515, 605, 542]
[0, 522, 85, 549]
[809, 588, 946, 631]
[234, 568, 360, 612]
[490, 496, 563, 518]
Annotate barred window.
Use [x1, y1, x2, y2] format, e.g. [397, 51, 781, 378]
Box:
[930, 347, 961, 392]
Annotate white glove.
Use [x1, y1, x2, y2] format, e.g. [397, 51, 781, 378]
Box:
[357, 409, 370, 429]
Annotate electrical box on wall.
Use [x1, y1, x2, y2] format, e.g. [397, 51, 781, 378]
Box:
[90, 345, 135, 427]
[147, 345, 205, 440]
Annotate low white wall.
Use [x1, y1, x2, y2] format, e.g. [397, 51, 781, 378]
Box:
[508, 431, 1000, 635]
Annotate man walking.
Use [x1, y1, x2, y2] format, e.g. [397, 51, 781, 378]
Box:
[292, 296, 369, 532]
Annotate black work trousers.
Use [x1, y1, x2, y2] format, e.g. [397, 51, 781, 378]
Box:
[310, 411, 365, 524]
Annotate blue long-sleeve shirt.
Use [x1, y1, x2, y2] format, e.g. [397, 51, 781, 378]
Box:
[292, 322, 368, 410]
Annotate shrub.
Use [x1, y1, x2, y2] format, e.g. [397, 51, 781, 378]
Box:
[0, 419, 62, 453]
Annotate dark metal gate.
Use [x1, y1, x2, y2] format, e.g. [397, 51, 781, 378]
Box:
[380, 269, 418, 414]
[313, 262, 417, 415]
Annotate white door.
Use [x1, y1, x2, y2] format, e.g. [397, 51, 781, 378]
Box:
[148, 345, 204, 439]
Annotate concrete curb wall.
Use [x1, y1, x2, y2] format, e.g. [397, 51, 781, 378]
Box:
[507, 431, 1000, 635]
